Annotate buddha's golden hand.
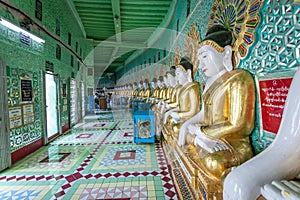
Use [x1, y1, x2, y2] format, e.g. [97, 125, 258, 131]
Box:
[192, 126, 229, 153]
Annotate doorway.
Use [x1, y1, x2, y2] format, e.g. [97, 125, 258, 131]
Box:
[0, 60, 11, 171]
[70, 79, 77, 126]
[44, 72, 60, 142]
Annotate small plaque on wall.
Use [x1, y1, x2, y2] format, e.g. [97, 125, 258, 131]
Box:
[9, 106, 23, 129]
[10, 117, 23, 129]
[9, 106, 22, 118]
[22, 104, 34, 125]
[20, 79, 33, 102]
[23, 114, 34, 125]
[22, 104, 34, 115]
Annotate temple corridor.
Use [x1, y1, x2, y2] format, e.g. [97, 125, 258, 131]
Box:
[0, 107, 193, 200]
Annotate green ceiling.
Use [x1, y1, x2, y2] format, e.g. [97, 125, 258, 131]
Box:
[67, 0, 174, 79]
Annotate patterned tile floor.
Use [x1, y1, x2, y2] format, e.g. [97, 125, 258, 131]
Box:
[0, 108, 181, 200]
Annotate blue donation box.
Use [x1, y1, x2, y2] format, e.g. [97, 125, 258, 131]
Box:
[133, 110, 155, 143]
[138, 102, 150, 111]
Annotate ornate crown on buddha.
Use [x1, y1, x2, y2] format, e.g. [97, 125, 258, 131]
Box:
[177, 57, 193, 74]
[200, 25, 232, 53]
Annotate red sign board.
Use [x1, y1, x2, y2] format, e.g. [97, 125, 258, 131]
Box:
[259, 77, 293, 134]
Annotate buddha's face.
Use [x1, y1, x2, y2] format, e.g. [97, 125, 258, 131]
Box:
[157, 80, 161, 88]
[197, 45, 225, 77]
[151, 82, 157, 89]
[138, 83, 142, 88]
[163, 76, 168, 86]
[167, 74, 176, 86]
[175, 67, 187, 85]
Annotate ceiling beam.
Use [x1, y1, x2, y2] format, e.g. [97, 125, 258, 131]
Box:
[87, 39, 146, 49]
[121, 19, 161, 24]
[83, 21, 114, 25]
[65, 0, 86, 38]
[121, 0, 172, 5]
[84, 25, 113, 30]
[108, 0, 122, 73]
[74, 3, 111, 9]
[121, 6, 170, 11]
[121, 11, 166, 16]
[121, 15, 163, 20]
[76, 9, 112, 14]
[111, 0, 121, 43]
[78, 14, 114, 19]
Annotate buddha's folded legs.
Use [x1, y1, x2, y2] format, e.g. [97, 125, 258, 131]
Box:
[186, 144, 239, 180]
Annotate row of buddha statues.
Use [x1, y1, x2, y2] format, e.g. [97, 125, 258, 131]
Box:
[112, 25, 300, 199]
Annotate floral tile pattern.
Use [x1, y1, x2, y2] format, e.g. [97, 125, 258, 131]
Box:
[0, 108, 181, 199]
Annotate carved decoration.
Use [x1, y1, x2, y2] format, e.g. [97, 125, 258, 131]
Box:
[208, 0, 264, 66]
[174, 46, 181, 66]
[184, 24, 200, 78]
[160, 64, 166, 76]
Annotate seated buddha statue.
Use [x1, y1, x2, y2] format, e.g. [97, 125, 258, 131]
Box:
[181, 25, 255, 183]
[142, 79, 151, 100]
[162, 57, 200, 138]
[163, 69, 182, 124]
[160, 66, 179, 113]
[156, 76, 167, 103]
[223, 68, 300, 200]
[150, 76, 164, 110]
[156, 74, 171, 111]
[126, 83, 133, 106]
[156, 71, 174, 135]
[148, 78, 159, 104]
[138, 80, 144, 99]
[128, 83, 133, 97]
[154, 75, 168, 134]
[132, 82, 139, 99]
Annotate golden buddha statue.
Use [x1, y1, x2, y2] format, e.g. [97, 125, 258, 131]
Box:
[157, 76, 167, 101]
[128, 83, 134, 97]
[150, 76, 164, 110]
[138, 80, 144, 99]
[132, 82, 139, 98]
[142, 79, 151, 99]
[162, 57, 200, 138]
[180, 25, 255, 195]
[160, 66, 180, 113]
[156, 75, 170, 111]
[148, 78, 159, 104]
[155, 70, 176, 135]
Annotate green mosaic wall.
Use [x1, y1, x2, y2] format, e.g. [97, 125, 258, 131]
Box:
[0, 0, 93, 153]
[6, 66, 42, 152]
[239, 0, 300, 153]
